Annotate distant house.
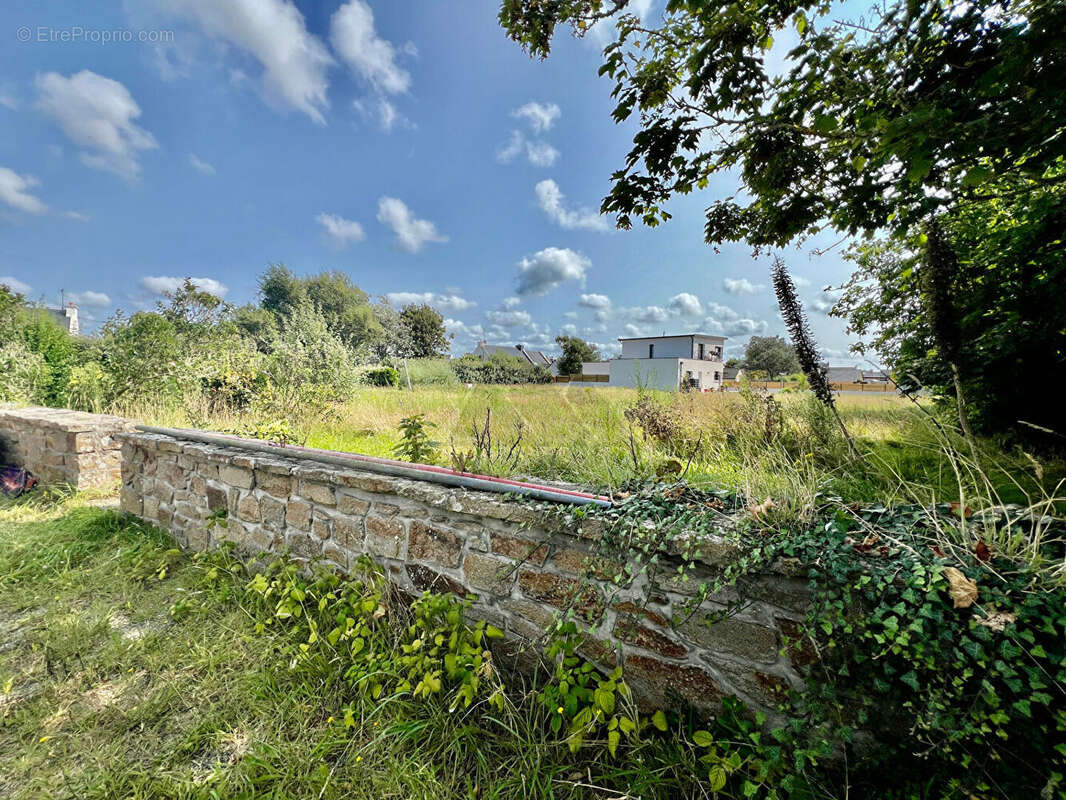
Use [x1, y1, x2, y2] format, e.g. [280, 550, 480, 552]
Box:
[606, 334, 727, 392]
[825, 366, 863, 384]
[44, 303, 79, 336]
[723, 366, 743, 381]
[473, 341, 555, 369]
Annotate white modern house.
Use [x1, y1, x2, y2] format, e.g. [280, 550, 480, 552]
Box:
[606, 334, 727, 391]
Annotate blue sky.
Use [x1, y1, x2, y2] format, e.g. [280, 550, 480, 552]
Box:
[0, 0, 863, 363]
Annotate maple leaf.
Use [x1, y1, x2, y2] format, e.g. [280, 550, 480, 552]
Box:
[944, 567, 978, 609]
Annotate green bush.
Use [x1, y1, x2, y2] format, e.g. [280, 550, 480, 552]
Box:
[362, 365, 400, 388]
[452, 353, 551, 385]
[0, 340, 49, 403]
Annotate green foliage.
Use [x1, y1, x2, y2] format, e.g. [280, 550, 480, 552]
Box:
[742, 336, 799, 380]
[399, 304, 450, 359]
[502, 0, 1066, 246]
[0, 339, 49, 404]
[227, 419, 297, 445]
[361, 365, 400, 388]
[97, 311, 183, 410]
[452, 353, 551, 385]
[64, 361, 108, 413]
[836, 184, 1066, 438]
[554, 335, 599, 376]
[393, 414, 440, 464]
[402, 358, 459, 387]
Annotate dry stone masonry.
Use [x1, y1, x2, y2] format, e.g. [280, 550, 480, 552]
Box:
[0, 405, 135, 489]
[119, 429, 812, 719]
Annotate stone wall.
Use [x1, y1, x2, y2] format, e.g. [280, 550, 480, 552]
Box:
[119, 430, 811, 718]
[0, 405, 135, 489]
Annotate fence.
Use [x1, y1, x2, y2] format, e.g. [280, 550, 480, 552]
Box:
[553, 374, 610, 383]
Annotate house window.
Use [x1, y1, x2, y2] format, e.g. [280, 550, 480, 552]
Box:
[698, 343, 705, 359]
[648, 344, 654, 358]
[714, 371, 720, 381]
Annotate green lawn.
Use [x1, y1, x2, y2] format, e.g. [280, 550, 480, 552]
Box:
[0, 493, 760, 800]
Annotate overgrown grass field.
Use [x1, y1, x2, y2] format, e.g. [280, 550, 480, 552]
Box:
[139, 384, 1062, 511]
[0, 494, 784, 800]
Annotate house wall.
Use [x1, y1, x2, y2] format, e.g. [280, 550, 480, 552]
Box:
[117, 429, 811, 718]
[0, 405, 134, 488]
[620, 336, 694, 359]
[580, 361, 610, 375]
[678, 358, 725, 391]
[609, 358, 680, 391]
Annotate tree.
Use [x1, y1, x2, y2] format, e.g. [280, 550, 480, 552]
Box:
[501, 0, 1066, 247]
[400, 304, 450, 358]
[157, 278, 232, 330]
[369, 299, 413, 360]
[742, 336, 799, 378]
[554, 335, 600, 375]
[259, 264, 304, 317]
[724, 358, 742, 370]
[834, 184, 1066, 436]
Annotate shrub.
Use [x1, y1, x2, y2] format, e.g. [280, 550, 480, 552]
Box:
[362, 365, 400, 388]
[65, 361, 109, 413]
[0, 340, 49, 403]
[452, 353, 551, 385]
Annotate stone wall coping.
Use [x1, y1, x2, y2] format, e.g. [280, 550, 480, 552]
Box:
[118, 430, 749, 571]
[0, 405, 135, 433]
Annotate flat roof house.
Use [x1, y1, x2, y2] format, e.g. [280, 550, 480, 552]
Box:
[608, 334, 726, 392]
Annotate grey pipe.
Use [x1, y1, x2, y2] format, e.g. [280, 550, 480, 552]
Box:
[134, 425, 611, 508]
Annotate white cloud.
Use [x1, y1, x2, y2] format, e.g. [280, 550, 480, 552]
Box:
[668, 292, 702, 317]
[703, 316, 769, 338]
[315, 212, 366, 248]
[0, 167, 48, 214]
[621, 305, 671, 323]
[512, 101, 561, 133]
[445, 318, 485, 344]
[559, 323, 578, 336]
[705, 301, 741, 322]
[535, 179, 608, 231]
[0, 276, 32, 295]
[140, 275, 229, 297]
[515, 247, 590, 296]
[792, 275, 812, 288]
[376, 197, 448, 253]
[485, 309, 532, 328]
[158, 0, 332, 123]
[35, 71, 157, 180]
[330, 0, 411, 94]
[723, 277, 764, 295]
[811, 289, 842, 315]
[63, 211, 91, 222]
[188, 153, 216, 175]
[70, 290, 112, 307]
[386, 291, 476, 312]
[579, 293, 611, 309]
[496, 131, 558, 167]
[0, 86, 18, 110]
[502, 296, 521, 309]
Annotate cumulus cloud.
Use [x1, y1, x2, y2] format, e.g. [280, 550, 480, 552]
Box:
[810, 289, 842, 315]
[535, 179, 608, 231]
[791, 275, 812, 288]
[187, 153, 216, 175]
[36, 71, 158, 179]
[157, 0, 332, 123]
[723, 277, 764, 295]
[515, 247, 590, 296]
[315, 212, 366, 248]
[496, 131, 559, 167]
[705, 301, 741, 321]
[0, 167, 48, 214]
[63, 211, 91, 222]
[445, 317, 485, 343]
[703, 316, 769, 337]
[579, 293, 611, 309]
[0, 276, 32, 295]
[485, 309, 533, 328]
[512, 101, 560, 133]
[502, 296, 521, 309]
[668, 292, 702, 317]
[140, 275, 229, 297]
[69, 290, 112, 307]
[330, 0, 411, 94]
[386, 291, 476, 312]
[376, 197, 448, 253]
[620, 305, 671, 324]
